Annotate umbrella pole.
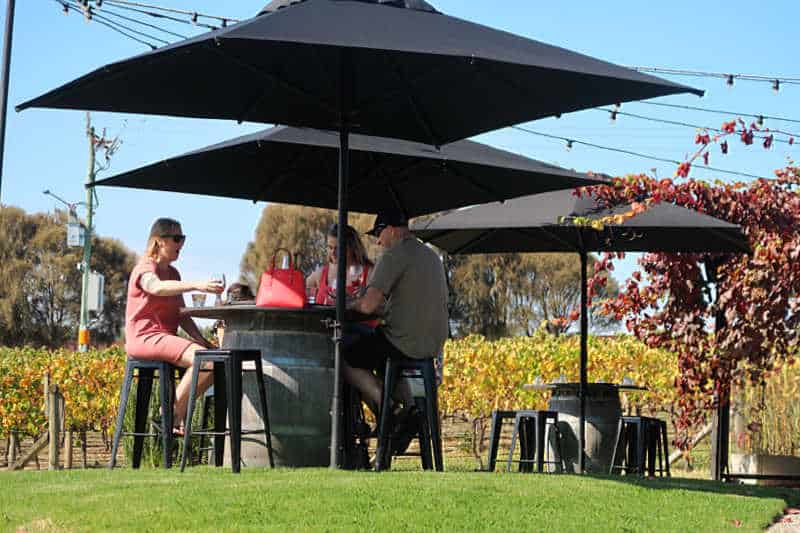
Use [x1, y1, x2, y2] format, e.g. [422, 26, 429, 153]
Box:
[579, 251, 588, 473]
[330, 126, 349, 469]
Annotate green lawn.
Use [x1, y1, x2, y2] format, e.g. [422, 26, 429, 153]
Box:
[1, 467, 796, 532]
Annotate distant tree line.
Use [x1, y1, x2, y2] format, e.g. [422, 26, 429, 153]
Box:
[0, 206, 136, 348]
[239, 204, 619, 339]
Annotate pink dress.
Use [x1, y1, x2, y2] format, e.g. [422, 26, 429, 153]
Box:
[125, 259, 193, 364]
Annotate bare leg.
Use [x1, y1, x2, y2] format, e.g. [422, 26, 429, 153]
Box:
[343, 363, 383, 416]
[173, 343, 213, 427]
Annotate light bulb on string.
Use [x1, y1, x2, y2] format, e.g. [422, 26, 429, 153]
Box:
[565, 140, 574, 152]
[773, 79, 781, 93]
[726, 74, 734, 88]
[757, 115, 764, 128]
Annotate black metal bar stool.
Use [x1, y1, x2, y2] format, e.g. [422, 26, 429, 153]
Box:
[486, 410, 518, 472]
[180, 349, 275, 473]
[506, 410, 564, 473]
[109, 358, 180, 469]
[374, 356, 443, 472]
[610, 416, 670, 477]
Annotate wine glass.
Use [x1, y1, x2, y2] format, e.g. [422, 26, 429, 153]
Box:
[212, 273, 226, 306]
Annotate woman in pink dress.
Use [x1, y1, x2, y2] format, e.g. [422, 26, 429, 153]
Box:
[125, 217, 224, 433]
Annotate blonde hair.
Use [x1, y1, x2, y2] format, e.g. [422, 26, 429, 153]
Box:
[143, 217, 181, 261]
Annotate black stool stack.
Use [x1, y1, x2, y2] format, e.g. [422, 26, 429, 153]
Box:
[506, 410, 564, 473]
[109, 359, 180, 469]
[180, 349, 275, 473]
[374, 356, 443, 472]
[610, 416, 670, 477]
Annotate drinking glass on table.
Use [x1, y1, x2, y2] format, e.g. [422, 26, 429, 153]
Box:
[191, 293, 207, 307]
[306, 285, 316, 305]
[211, 273, 226, 306]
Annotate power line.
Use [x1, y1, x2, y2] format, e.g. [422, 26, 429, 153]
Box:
[596, 107, 798, 145]
[101, 1, 220, 30]
[92, 3, 188, 40]
[630, 66, 800, 86]
[100, 0, 237, 23]
[57, 1, 158, 49]
[636, 101, 800, 126]
[65, 1, 171, 46]
[510, 125, 768, 181]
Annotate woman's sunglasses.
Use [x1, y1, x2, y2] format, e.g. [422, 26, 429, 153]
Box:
[161, 234, 186, 244]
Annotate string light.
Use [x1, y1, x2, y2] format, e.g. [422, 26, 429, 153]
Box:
[566, 140, 574, 151]
[726, 74, 734, 88]
[756, 115, 764, 128]
[511, 125, 768, 181]
[773, 79, 781, 93]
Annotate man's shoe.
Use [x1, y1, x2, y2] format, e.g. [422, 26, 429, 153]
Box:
[391, 408, 421, 455]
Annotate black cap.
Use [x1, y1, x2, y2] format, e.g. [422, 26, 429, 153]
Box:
[366, 208, 408, 236]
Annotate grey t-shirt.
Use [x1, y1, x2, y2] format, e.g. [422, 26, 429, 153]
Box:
[369, 234, 449, 359]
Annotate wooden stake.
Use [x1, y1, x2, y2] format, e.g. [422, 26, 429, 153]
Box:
[48, 384, 61, 470]
[64, 430, 73, 470]
[6, 431, 17, 467]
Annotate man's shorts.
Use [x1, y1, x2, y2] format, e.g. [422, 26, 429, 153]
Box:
[343, 328, 405, 371]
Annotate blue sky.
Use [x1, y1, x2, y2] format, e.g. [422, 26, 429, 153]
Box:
[3, 0, 798, 293]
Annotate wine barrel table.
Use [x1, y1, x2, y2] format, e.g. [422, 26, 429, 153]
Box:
[182, 304, 347, 467]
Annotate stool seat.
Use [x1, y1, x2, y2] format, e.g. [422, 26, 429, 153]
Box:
[374, 356, 443, 472]
[506, 410, 564, 473]
[610, 416, 670, 477]
[109, 358, 180, 469]
[180, 349, 274, 473]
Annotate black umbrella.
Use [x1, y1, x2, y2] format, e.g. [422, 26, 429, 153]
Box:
[17, 0, 702, 468]
[411, 188, 749, 473]
[17, 1, 702, 143]
[94, 126, 606, 215]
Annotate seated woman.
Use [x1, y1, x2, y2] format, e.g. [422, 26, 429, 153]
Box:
[125, 217, 224, 434]
[307, 223, 374, 306]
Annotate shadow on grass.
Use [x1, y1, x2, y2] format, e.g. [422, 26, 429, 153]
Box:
[577, 472, 800, 508]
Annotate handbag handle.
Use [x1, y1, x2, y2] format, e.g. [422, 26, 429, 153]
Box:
[270, 248, 294, 270]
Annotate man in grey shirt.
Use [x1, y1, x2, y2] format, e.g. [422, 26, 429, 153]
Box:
[345, 208, 449, 418]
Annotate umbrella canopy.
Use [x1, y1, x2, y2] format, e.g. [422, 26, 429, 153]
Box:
[412, 189, 749, 473]
[17, 0, 701, 146]
[94, 126, 606, 216]
[411, 188, 750, 254]
[18, 0, 702, 470]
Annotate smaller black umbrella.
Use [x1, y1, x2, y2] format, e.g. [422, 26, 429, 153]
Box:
[93, 126, 607, 217]
[412, 188, 749, 473]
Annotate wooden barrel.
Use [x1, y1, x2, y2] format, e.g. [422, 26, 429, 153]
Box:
[547, 383, 622, 473]
[222, 307, 334, 467]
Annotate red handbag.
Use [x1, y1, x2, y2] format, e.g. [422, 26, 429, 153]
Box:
[256, 249, 307, 309]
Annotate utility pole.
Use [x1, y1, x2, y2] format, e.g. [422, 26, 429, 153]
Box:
[77, 112, 96, 352]
[0, 0, 16, 202]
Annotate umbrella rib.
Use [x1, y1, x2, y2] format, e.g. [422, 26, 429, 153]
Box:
[386, 184, 409, 220]
[707, 228, 751, 254]
[444, 164, 507, 204]
[348, 158, 429, 194]
[452, 229, 498, 255]
[207, 40, 339, 120]
[519, 226, 582, 253]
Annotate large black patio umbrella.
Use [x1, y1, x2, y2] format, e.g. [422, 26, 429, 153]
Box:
[93, 126, 606, 213]
[411, 188, 749, 473]
[17, 0, 702, 468]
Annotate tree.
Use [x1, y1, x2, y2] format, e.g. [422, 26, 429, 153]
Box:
[447, 252, 618, 338]
[0, 206, 136, 347]
[585, 159, 800, 443]
[240, 204, 378, 288]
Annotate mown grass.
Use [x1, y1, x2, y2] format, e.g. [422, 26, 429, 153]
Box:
[2, 466, 798, 532]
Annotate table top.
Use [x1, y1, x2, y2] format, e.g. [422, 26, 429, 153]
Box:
[522, 382, 648, 392]
[180, 303, 374, 322]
